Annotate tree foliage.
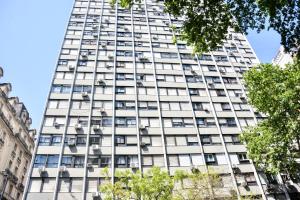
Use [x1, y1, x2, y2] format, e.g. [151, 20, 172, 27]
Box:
[111, 0, 300, 56]
[241, 59, 300, 176]
[99, 167, 243, 200]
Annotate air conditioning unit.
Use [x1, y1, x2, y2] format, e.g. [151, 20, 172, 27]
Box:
[75, 123, 82, 130]
[92, 192, 100, 197]
[232, 164, 239, 173]
[93, 18, 98, 22]
[208, 83, 214, 87]
[286, 180, 294, 186]
[108, 55, 114, 60]
[219, 68, 225, 73]
[92, 145, 100, 151]
[228, 51, 234, 56]
[101, 42, 107, 48]
[38, 166, 46, 174]
[82, 92, 89, 97]
[138, 56, 148, 61]
[136, 80, 143, 85]
[190, 69, 197, 75]
[135, 35, 142, 39]
[240, 180, 248, 187]
[139, 124, 147, 130]
[68, 65, 75, 71]
[87, 163, 93, 168]
[140, 142, 147, 147]
[53, 122, 60, 128]
[106, 64, 113, 69]
[99, 107, 106, 114]
[81, 51, 88, 56]
[97, 79, 106, 86]
[92, 25, 98, 29]
[93, 33, 98, 37]
[67, 138, 76, 146]
[59, 166, 67, 173]
[104, 19, 109, 23]
[240, 95, 246, 101]
[93, 125, 101, 131]
[152, 36, 158, 40]
[203, 107, 209, 112]
[130, 162, 139, 169]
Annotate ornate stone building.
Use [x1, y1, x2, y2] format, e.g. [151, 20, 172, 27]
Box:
[0, 66, 36, 200]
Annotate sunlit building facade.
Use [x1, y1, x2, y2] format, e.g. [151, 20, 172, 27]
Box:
[23, 0, 291, 199]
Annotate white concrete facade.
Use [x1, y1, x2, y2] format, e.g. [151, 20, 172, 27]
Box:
[23, 0, 290, 199]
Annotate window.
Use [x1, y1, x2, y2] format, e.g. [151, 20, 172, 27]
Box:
[115, 101, 135, 110]
[221, 103, 231, 111]
[73, 85, 92, 93]
[201, 135, 211, 145]
[238, 153, 250, 163]
[115, 117, 136, 127]
[115, 155, 138, 168]
[51, 85, 71, 93]
[61, 156, 85, 168]
[196, 118, 216, 127]
[205, 154, 217, 165]
[219, 118, 237, 127]
[33, 155, 59, 168]
[39, 135, 62, 146]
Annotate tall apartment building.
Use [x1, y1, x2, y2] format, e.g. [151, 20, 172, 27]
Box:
[272, 46, 294, 68]
[23, 0, 291, 199]
[0, 67, 36, 200]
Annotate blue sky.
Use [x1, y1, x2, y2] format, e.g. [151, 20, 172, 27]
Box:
[0, 0, 281, 129]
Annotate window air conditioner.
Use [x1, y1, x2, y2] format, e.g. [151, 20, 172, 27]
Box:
[75, 123, 82, 130]
[93, 125, 101, 131]
[108, 55, 114, 60]
[203, 107, 209, 112]
[232, 164, 239, 174]
[92, 192, 100, 197]
[59, 166, 67, 173]
[92, 25, 98, 29]
[240, 95, 246, 101]
[38, 166, 46, 174]
[53, 122, 60, 128]
[82, 92, 89, 97]
[101, 42, 107, 48]
[139, 124, 147, 130]
[130, 162, 139, 169]
[136, 80, 143, 85]
[67, 138, 76, 146]
[68, 65, 75, 71]
[140, 142, 147, 147]
[219, 68, 225, 73]
[87, 163, 93, 168]
[240, 180, 248, 187]
[93, 33, 98, 37]
[92, 145, 100, 151]
[190, 69, 197, 75]
[97, 79, 106, 86]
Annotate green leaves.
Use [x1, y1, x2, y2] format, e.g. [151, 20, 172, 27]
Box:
[111, 0, 300, 57]
[99, 167, 239, 200]
[241, 59, 300, 176]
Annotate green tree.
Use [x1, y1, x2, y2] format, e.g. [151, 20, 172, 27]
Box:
[100, 167, 174, 200]
[110, 0, 300, 56]
[241, 59, 300, 176]
[100, 167, 243, 200]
